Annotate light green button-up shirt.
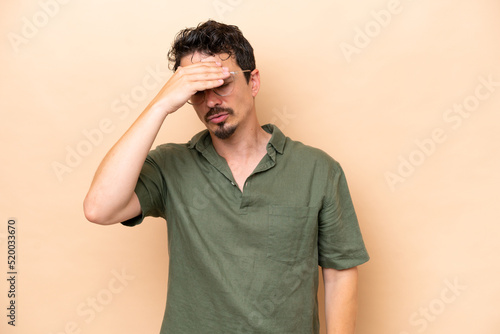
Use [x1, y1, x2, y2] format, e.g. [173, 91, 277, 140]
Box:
[123, 124, 369, 334]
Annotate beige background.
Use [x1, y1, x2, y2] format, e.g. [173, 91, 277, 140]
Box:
[2, 0, 500, 333]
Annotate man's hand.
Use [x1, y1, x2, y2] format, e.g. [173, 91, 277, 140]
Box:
[149, 60, 230, 115]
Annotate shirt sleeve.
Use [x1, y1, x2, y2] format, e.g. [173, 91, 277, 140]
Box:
[317, 161, 369, 269]
[121, 149, 167, 227]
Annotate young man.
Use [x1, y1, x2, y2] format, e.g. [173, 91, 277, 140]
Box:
[84, 20, 369, 334]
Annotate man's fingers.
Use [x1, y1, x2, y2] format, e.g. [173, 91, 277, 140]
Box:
[186, 71, 230, 83]
[177, 61, 226, 74]
[185, 78, 228, 95]
[175, 65, 230, 94]
[160, 61, 230, 108]
[200, 79, 227, 90]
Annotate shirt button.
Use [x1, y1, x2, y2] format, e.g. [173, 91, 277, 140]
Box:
[231, 181, 236, 186]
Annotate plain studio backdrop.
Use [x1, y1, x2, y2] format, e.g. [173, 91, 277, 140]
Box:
[1, 0, 499, 333]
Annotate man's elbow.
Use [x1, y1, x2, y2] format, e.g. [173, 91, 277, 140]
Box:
[83, 196, 114, 225]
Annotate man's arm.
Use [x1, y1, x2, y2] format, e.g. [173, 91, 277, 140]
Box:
[323, 266, 359, 334]
[83, 61, 230, 225]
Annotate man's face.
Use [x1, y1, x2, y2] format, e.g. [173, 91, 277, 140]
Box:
[179, 52, 257, 140]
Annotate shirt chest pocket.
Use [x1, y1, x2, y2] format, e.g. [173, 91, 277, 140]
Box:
[267, 206, 318, 264]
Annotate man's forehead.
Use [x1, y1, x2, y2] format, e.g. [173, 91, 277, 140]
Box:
[179, 52, 235, 67]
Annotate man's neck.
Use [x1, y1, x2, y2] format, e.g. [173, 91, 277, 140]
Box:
[211, 122, 271, 163]
[210, 121, 271, 191]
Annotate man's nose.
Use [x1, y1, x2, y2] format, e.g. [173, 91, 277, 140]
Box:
[204, 89, 222, 108]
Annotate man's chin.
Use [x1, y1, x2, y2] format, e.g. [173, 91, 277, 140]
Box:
[213, 122, 237, 140]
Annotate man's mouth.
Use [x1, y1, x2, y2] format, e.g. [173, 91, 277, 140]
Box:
[207, 113, 229, 124]
[205, 107, 234, 124]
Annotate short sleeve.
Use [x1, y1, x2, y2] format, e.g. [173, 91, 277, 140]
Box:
[318, 162, 369, 269]
[121, 149, 167, 227]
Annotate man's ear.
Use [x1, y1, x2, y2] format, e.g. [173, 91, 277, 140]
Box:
[249, 69, 260, 97]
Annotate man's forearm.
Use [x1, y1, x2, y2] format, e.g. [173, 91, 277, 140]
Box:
[83, 104, 169, 225]
[83, 60, 230, 225]
[323, 266, 359, 334]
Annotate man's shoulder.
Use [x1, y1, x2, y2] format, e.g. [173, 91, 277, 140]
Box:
[146, 141, 197, 163]
[148, 128, 209, 156]
[284, 136, 341, 169]
[150, 142, 191, 154]
[267, 124, 336, 164]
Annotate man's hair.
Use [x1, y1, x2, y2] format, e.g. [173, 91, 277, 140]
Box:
[167, 20, 255, 82]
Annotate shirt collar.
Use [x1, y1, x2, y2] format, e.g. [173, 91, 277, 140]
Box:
[262, 123, 285, 155]
[187, 128, 210, 151]
[188, 123, 286, 156]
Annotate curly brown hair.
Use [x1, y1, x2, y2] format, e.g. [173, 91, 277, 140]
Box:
[167, 20, 255, 82]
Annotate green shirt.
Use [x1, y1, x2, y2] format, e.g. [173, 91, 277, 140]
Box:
[122, 124, 369, 334]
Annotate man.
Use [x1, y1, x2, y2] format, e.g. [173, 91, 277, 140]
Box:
[84, 20, 369, 334]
